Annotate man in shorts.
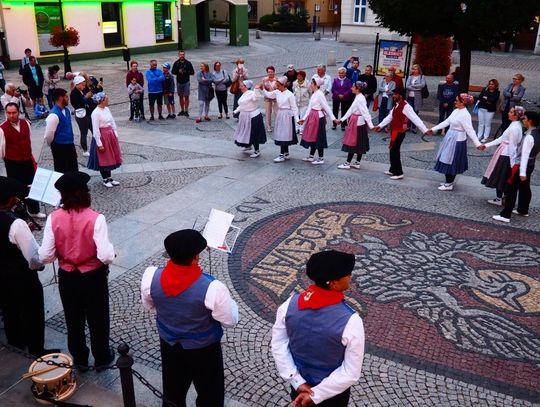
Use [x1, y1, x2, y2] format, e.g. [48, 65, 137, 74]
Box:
[172, 50, 194, 117]
[145, 59, 165, 121]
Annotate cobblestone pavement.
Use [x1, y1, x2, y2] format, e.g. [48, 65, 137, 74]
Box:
[1, 32, 540, 407]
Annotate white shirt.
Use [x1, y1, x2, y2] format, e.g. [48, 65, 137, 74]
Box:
[233, 90, 261, 116]
[39, 213, 116, 265]
[261, 89, 299, 122]
[1, 94, 19, 109]
[91, 106, 118, 147]
[432, 108, 480, 146]
[301, 90, 336, 120]
[140, 266, 239, 328]
[271, 296, 365, 405]
[484, 120, 522, 160]
[311, 73, 332, 95]
[44, 106, 70, 146]
[519, 128, 537, 177]
[8, 218, 43, 270]
[378, 102, 428, 134]
[0, 120, 30, 159]
[340, 93, 374, 128]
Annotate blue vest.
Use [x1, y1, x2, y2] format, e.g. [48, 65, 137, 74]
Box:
[285, 293, 353, 386]
[51, 105, 74, 145]
[150, 269, 223, 349]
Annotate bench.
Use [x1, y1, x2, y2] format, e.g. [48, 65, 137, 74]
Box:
[468, 85, 483, 93]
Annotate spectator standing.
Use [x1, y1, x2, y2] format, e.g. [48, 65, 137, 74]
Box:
[171, 50, 195, 117]
[331, 68, 353, 131]
[388, 66, 403, 89]
[477, 79, 501, 142]
[212, 61, 230, 119]
[19, 48, 34, 75]
[125, 60, 145, 120]
[405, 64, 426, 133]
[70, 75, 95, 156]
[162, 63, 176, 119]
[343, 56, 361, 83]
[262, 66, 278, 133]
[358, 65, 377, 108]
[283, 64, 297, 91]
[377, 73, 396, 127]
[145, 59, 165, 121]
[311, 64, 332, 97]
[293, 70, 312, 135]
[43, 65, 60, 109]
[0, 61, 6, 93]
[1, 83, 33, 119]
[501, 73, 525, 132]
[436, 74, 459, 134]
[22, 56, 44, 102]
[127, 78, 144, 121]
[231, 58, 249, 111]
[196, 63, 213, 124]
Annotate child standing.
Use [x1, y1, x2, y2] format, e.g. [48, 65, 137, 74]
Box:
[127, 77, 144, 121]
[162, 63, 176, 119]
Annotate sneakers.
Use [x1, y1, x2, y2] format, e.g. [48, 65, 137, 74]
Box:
[390, 174, 404, 180]
[30, 212, 47, 219]
[438, 183, 454, 191]
[350, 161, 361, 169]
[108, 178, 120, 186]
[312, 158, 325, 165]
[274, 154, 285, 163]
[384, 170, 393, 176]
[249, 151, 261, 158]
[512, 209, 529, 217]
[166, 114, 176, 119]
[103, 179, 113, 188]
[241, 146, 253, 153]
[338, 162, 351, 169]
[492, 215, 510, 223]
[82, 151, 90, 157]
[284, 153, 291, 160]
[487, 198, 502, 206]
[302, 156, 314, 162]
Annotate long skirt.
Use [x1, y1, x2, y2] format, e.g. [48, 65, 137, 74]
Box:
[300, 115, 328, 149]
[234, 112, 267, 147]
[342, 124, 369, 154]
[481, 155, 511, 191]
[434, 140, 468, 175]
[274, 109, 298, 146]
[87, 127, 122, 171]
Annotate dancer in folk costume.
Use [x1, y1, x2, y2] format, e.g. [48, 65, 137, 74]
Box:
[87, 93, 123, 188]
[336, 81, 374, 170]
[428, 93, 481, 191]
[233, 80, 267, 158]
[257, 76, 299, 163]
[374, 87, 428, 180]
[479, 106, 525, 206]
[298, 78, 337, 165]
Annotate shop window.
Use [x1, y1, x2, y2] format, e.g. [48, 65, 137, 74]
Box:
[353, 0, 367, 24]
[155, 2, 173, 42]
[34, 3, 62, 53]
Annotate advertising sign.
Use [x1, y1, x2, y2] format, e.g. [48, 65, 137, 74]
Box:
[376, 39, 409, 78]
[34, 4, 62, 53]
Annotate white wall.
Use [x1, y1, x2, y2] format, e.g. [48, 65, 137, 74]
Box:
[3, 4, 39, 61]
[64, 4, 104, 53]
[124, 3, 162, 48]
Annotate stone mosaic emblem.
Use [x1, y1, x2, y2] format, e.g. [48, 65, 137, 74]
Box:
[229, 203, 540, 401]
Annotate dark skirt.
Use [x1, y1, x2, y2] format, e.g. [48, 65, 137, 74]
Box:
[342, 124, 369, 154]
[300, 117, 328, 149]
[275, 117, 298, 146]
[234, 114, 267, 147]
[481, 155, 511, 190]
[434, 140, 468, 175]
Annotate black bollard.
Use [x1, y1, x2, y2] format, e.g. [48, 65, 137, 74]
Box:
[117, 343, 136, 407]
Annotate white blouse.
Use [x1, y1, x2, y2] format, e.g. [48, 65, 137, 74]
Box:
[233, 90, 261, 117]
[340, 93, 374, 128]
[91, 106, 118, 147]
[261, 89, 299, 121]
[432, 108, 480, 146]
[301, 89, 336, 121]
[484, 120, 522, 158]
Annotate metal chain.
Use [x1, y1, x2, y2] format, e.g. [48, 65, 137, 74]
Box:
[132, 369, 178, 407]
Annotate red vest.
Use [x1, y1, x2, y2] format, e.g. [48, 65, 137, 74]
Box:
[389, 100, 409, 149]
[51, 207, 103, 272]
[1, 119, 33, 161]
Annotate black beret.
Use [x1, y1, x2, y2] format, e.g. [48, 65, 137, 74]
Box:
[0, 176, 26, 203]
[54, 171, 90, 193]
[165, 229, 207, 263]
[306, 250, 355, 283]
[393, 87, 406, 97]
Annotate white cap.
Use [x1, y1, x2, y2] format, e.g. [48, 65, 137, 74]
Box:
[73, 76, 86, 86]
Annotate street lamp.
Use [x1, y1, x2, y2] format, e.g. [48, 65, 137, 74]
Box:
[460, 3, 467, 13]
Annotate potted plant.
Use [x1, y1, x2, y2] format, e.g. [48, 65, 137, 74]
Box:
[49, 26, 80, 76]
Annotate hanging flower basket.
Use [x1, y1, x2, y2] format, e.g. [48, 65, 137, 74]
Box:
[49, 26, 80, 48]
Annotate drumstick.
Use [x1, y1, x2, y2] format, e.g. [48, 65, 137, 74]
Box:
[22, 365, 61, 379]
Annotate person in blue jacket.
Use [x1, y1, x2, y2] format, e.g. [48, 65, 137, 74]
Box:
[145, 59, 165, 121]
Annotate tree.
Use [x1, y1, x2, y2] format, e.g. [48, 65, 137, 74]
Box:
[368, 0, 538, 92]
[49, 26, 80, 76]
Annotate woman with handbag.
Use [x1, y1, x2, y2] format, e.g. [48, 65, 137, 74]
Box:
[70, 75, 95, 157]
[501, 74, 525, 132]
[405, 64, 426, 133]
[196, 63, 214, 123]
[476, 79, 500, 142]
[212, 61, 230, 119]
[231, 58, 249, 112]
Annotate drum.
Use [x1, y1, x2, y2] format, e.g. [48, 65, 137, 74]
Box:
[28, 353, 77, 404]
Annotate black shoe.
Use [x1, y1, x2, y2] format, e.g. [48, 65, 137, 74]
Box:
[341, 127, 346, 131]
[177, 111, 184, 116]
[128, 117, 133, 121]
[95, 348, 115, 372]
[184, 111, 189, 117]
[76, 364, 90, 373]
[158, 115, 165, 120]
[149, 116, 155, 121]
[332, 126, 337, 130]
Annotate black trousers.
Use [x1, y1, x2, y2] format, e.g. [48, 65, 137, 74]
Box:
[332, 99, 351, 129]
[58, 266, 110, 366]
[290, 386, 350, 407]
[74, 115, 93, 152]
[215, 90, 228, 114]
[0, 267, 45, 356]
[389, 132, 406, 176]
[3, 158, 40, 214]
[160, 339, 224, 407]
[129, 92, 145, 119]
[439, 103, 453, 123]
[51, 142, 78, 173]
[500, 165, 534, 218]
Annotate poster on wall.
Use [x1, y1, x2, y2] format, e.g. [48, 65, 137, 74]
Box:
[376, 40, 408, 78]
[35, 4, 62, 53]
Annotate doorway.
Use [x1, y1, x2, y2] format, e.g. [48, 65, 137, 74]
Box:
[101, 2, 123, 48]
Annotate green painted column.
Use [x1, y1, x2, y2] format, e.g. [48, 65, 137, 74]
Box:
[180, 5, 197, 49]
[229, 4, 249, 46]
[198, 1, 210, 43]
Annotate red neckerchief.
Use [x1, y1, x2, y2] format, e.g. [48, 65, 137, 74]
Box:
[298, 284, 344, 310]
[389, 99, 408, 149]
[160, 260, 202, 297]
[507, 164, 520, 185]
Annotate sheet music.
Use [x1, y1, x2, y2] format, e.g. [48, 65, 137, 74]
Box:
[202, 209, 234, 250]
[41, 171, 62, 206]
[27, 167, 62, 206]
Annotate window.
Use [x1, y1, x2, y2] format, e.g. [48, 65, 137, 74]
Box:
[101, 2, 123, 48]
[353, 0, 367, 24]
[154, 2, 173, 42]
[34, 3, 62, 53]
[248, 1, 258, 21]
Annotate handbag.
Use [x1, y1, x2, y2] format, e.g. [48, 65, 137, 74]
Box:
[230, 80, 240, 95]
[75, 108, 86, 118]
[421, 84, 429, 99]
[472, 101, 480, 114]
[372, 95, 379, 112]
[207, 86, 215, 102]
[224, 71, 232, 87]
